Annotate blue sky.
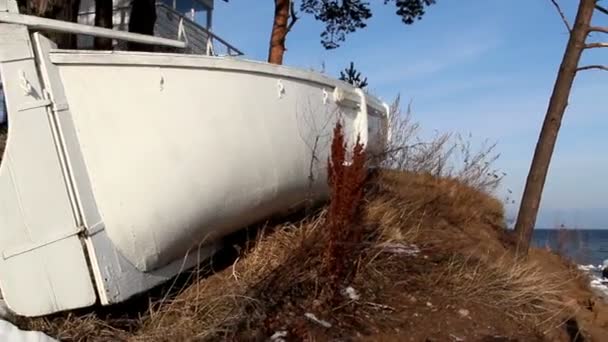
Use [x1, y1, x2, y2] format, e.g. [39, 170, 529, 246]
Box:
[0, 1, 605, 227]
[212, 0, 608, 228]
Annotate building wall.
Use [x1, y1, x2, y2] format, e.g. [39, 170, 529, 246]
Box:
[155, 3, 210, 54]
[76, 0, 212, 53]
[77, 0, 133, 49]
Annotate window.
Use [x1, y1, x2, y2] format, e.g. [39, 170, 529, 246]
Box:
[174, 0, 211, 28]
[192, 7, 209, 28]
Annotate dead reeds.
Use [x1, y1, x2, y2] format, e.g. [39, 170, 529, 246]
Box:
[435, 254, 570, 328]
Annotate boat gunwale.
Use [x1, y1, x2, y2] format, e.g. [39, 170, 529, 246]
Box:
[48, 49, 388, 117]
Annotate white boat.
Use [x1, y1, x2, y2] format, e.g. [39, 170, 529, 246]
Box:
[0, 0, 390, 317]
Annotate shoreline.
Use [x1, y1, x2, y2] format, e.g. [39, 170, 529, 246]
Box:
[578, 264, 608, 300]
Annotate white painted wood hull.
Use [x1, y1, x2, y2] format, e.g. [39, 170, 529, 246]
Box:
[0, 21, 389, 317]
[53, 50, 389, 271]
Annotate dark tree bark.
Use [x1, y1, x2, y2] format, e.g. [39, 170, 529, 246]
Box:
[94, 0, 114, 49]
[222, 0, 432, 64]
[268, 0, 290, 64]
[17, 0, 81, 48]
[514, 0, 596, 255]
[127, 0, 157, 51]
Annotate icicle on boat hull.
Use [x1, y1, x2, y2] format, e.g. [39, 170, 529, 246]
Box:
[0, 0, 390, 317]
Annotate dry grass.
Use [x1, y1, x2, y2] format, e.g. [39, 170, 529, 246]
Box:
[19, 213, 329, 341]
[546, 228, 595, 266]
[380, 95, 504, 194]
[15, 169, 583, 341]
[531, 227, 595, 297]
[435, 254, 570, 326]
[11, 97, 606, 341]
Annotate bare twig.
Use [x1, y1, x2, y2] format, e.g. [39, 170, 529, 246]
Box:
[577, 64, 608, 72]
[305, 134, 320, 211]
[550, 0, 572, 32]
[287, 0, 299, 33]
[364, 302, 396, 311]
[231, 256, 241, 281]
[584, 42, 608, 49]
[589, 26, 608, 34]
[596, 3, 608, 16]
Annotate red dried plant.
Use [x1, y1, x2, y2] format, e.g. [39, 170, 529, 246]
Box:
[323, 120, 368, 293]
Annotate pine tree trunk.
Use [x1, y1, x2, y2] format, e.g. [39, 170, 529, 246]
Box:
[268, 0, 289, 65]
[514, 0, 596, 255]
[17, 0, 81, 48]
[127, 0, 157, 51]
[94, 0, 113, 49]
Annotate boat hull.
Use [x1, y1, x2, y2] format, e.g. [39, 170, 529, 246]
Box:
[0, 31, 389, 316]
[53, 51, 386, 272]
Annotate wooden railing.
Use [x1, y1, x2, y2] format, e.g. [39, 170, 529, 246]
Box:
[0, 11, 187, 48]
[156, 3, 243, 57]
[0, 4, 243, 56]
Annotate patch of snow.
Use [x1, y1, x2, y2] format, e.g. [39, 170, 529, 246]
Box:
[343, 286, 360, 301]
[0, 300, 58, 342]
[270, 330, 288, 342]
[578, 264, 602, 272]
[578, 260, 608, 298]
[0, 320, 57, 342]
[450, 334, 465, 342]
[577, 261, 608, 298]
[0, 300, 15, 321]
[458, 309, 470, 318]
[304, 313, 332, 328]
[589, 276, 608, 293]
[379, 242, 420, 256]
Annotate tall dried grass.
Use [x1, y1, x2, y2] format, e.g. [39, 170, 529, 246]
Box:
[380, 95, 504, 194]
[547, 227, 593, 265]
[435, 254, 570, 329]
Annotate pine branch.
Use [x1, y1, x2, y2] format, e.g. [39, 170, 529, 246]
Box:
[577, 65, 608, 72]
[584, 42, 608, 49]
[287, 0, 299, 33]
[589, 26, 608, 34]
[596, 3, 608, 15]
[550, 0, 572, 32]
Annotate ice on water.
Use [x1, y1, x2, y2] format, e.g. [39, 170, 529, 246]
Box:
[578, 260, 608, 298]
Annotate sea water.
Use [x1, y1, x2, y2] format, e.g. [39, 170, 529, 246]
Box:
[532, 229, 608, 297]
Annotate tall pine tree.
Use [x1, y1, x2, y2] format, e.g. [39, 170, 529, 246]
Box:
[223, 0, 437, 64]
